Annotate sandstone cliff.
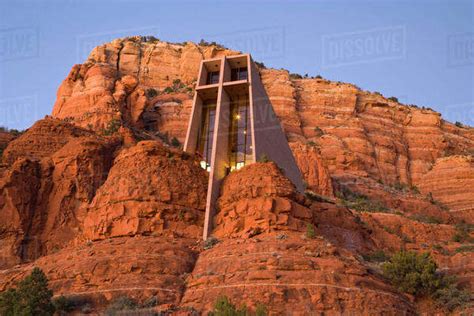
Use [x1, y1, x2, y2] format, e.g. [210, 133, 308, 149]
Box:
[0, 37, 472, 314]
[51, 37, 474, 216]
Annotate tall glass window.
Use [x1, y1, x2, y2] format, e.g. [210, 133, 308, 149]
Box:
[197, 102, 216, 171]
[206, 71, 220, 85]
[231, 67, 248, 81]
[228, 95, 252, 172]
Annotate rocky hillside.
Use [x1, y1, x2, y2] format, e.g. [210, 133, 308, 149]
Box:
[0, 37, 472, 314]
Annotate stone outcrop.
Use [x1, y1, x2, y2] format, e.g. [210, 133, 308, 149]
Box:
[1, 118, 94, 165]
[52, 38, 240, 134]
[82, 141, 208, 241]
[0, 118, 120, 267]
[418, 155, 474, 221]
[0, 237, 199, 309]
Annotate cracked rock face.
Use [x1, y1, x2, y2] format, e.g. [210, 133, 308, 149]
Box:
[82, 140, 208, 241]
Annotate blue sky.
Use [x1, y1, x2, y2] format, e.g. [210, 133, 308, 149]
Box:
[0, 0, 472, 129]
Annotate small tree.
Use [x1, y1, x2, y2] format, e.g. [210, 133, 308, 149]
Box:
[382, 251, 471, 311]
[382, 251, 440, 295]
[0, 267, 55, 316]
[105, 296, 138, 315]
[53, 295, 74, 315]
[208, 296, 249, 316]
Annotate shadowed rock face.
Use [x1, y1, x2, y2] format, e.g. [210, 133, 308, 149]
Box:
[0, 118, 120, 267]
[0, 38, 472, 314]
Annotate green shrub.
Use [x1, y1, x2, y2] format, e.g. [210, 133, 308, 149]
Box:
[145, 88, 158, 98]
[409, 215, 442, 225]
[141, 296, 158, 308]
[175, 79, 186, 91]
[208, 296, 267, 316]
[455, 121, 464, 128]
[170, 137, 181, 147]
[454, 245, 474, 253]
[337, 187, 390, 213]
[433, 276, 471, 311]
[9, 129, 23, 137]
[289, 73, 303, 79]
[163, 86, 174, 94]
[102, 119, 121, 136]
[315, 75, 322, 79]
[392, 182, 419, 194]
[0, 267, 55, 316]
[313, 126, 324, 136]
[411, 185, 420, 194]
[451, 222, 474, 243]
[204, 237, 219, 250]
[105, 296, 137, 316]
[432, 244, 450, 256]
[208, 296, 245, 316]
[363, 250, 389, 263]
[382, 251, 471, 311]
[382, 251, 440, 295]
[52, 295, 74, 314]
[388, 96, 399, 102]
[257, 154, 270, 163]
[198, 39, 226, 49]
[156, 131, 170, 144]
[307, 141, 316, 147]
[306, 223, 316, 239]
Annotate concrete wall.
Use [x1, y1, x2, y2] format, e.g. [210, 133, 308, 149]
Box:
[183, 94, 203, 153]
[203, 89, 231, 239]
[249, 58, 305, 192]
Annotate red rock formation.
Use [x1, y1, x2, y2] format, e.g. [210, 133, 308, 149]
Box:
[1, 118, 94, 165]
[418, 155, 474, 222]
[52, 38, 240, 135]
[0, 158, 41, 268]
[213, 162, 310, 238]
[0, 130, 14, 152]
[181, 235, 415, 315]
[51, 38, 474, 213]
[0, 38, 472, 314]
[0, 237, 199, 309]
[0, 118, 120, 266]
[82, 141, 208, 241]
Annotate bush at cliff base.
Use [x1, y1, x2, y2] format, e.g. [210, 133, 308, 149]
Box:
[382, 251, 471, 311]
[0, 267, 55, 316]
